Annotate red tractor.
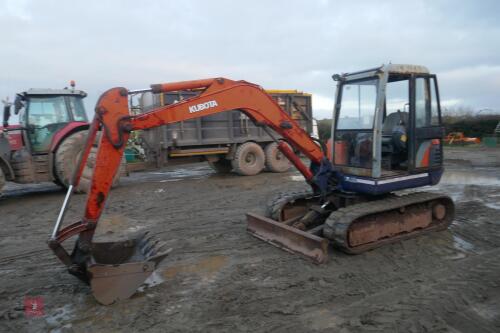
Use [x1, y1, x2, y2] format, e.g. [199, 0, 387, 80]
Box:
[0, 84, 120, 194]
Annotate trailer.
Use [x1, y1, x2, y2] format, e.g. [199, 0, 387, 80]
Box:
[136, 90, 315, 175]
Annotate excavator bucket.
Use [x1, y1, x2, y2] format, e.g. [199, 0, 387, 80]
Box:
[246, 213, 329, 264]
[84, 233, 171, 305]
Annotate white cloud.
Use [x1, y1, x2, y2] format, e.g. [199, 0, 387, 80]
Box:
[0, 0, 499, 119]
[2, 0, 32, 21]
[312, 94, 334, 119]
[440, 98, 464, 108]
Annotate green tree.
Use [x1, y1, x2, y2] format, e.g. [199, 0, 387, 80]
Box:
[317, 119, 332, 141]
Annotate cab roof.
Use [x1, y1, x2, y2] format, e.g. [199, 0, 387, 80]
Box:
[333, 64, 431, 82]
[19, 88, 87, 98]
[386, 64, 429, 75]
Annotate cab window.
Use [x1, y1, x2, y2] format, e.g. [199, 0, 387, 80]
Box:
[28, 96, 69, 126]
[337, 79, 378, 130]
[68, 97, 88, 122]
[27, 96, 70, 152]
[415, 78, 439, 127]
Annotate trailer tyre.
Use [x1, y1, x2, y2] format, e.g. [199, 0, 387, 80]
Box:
[208, 158, 233, 174]
[55, 130, 122, 193]
[265, 142, 291, 173]
[232, 142, 265, 176]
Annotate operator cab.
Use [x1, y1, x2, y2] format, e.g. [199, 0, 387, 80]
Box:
[14, 88, 88, 153]
[331, 64, 444, 195]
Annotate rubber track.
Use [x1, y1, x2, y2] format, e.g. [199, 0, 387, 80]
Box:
[266, 190, 314, 221]
[323, 191, 454, 254]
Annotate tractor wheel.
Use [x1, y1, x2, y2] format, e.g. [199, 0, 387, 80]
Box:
[55, 130, 122, 193]
[10, 149, 35, 183]
[231, 142, 265, 176]
[264, 142, 291, 173]
[0, 167, 5, 193]
[208, 158, 233, 174]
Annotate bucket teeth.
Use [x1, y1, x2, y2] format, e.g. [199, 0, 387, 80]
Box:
[141, 238, 156, 255]
[139, 232, 154, 249]
[153, 241, 169, 254]
[135, 233, 171, 260]
[141, 237, 172, 265]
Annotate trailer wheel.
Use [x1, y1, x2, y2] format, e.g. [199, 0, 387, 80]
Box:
[208, 158, 233, 174]
[264, 142, 291, 173]
[232, 142, 265, 176]
[55, 130, 122, 193]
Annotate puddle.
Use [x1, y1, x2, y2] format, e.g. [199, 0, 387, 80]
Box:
[471, 302, 500, 320]
[0, 182, 61, 198]
[152, 167, 210, 182]
[289, 175, 305, 182]
[137, 256, 229, 292]
[484, 202, 500, 210]
[442, 235, 477, 260]
[45, 304, 74, 328]
[440, 170, 500, 186]
[453, 235, 476, 253]
[138, 270, 166, 292]
[163, 255, 228, 280]
[289, 169, 500, 187]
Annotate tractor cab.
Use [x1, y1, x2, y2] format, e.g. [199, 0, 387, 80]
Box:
[0, 85, 89, 189]
[12, 87, 88, 153]
[331, 64, 444, 195]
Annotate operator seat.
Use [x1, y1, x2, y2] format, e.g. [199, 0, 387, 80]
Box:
[383, 111, 408, 135]
[382, 110, 409, 169]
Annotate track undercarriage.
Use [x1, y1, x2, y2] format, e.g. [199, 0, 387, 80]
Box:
[247, 190, 455, 263]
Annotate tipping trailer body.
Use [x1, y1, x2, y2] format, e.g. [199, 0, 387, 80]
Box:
[137, 90, 314, 172]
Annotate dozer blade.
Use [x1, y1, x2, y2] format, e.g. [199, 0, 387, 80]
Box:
[86, 233, 171, 305]
[246, 213, 329, 264]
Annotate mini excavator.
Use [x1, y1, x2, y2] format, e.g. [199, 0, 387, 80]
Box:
[49, 64, 454, 304]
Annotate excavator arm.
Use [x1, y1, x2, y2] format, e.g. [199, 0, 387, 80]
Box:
[48, 77, 332, 304]
[87, 78, 326, 224]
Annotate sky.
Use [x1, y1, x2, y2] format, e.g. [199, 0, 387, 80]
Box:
[1, 0, 499, 120]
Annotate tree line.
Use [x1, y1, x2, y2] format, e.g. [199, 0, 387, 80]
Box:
[316, 108, 500, 141]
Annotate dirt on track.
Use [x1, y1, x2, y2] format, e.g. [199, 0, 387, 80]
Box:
[1, 147, 500, 332]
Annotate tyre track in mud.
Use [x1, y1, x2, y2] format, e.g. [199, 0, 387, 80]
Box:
[303, 247, 500, 332]
[1, 152, 500, 332]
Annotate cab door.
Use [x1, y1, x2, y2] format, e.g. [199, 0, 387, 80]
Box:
[26, 96, 70, 153]
[409, 75, 444, 171]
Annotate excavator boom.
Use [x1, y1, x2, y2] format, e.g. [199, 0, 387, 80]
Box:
[49, 78, 330, 304]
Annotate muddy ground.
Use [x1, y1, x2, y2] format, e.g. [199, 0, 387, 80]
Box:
[1, 146, 499, 332]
